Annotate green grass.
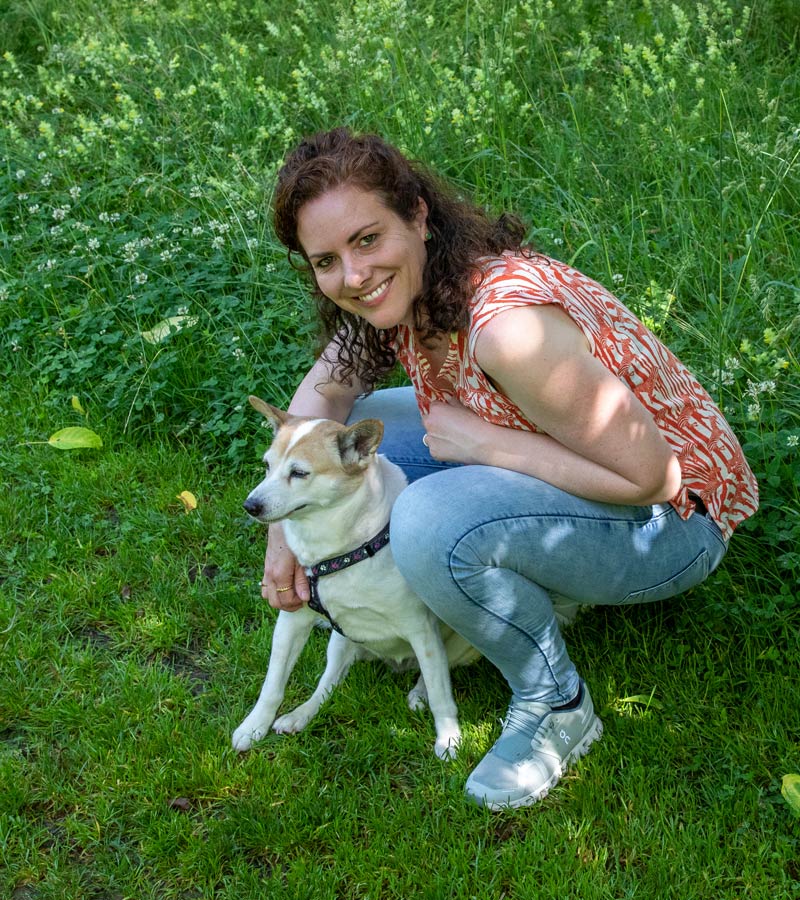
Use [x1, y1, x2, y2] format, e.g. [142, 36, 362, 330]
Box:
[2, 391, 798, 898]
[1, 0, 799, 896]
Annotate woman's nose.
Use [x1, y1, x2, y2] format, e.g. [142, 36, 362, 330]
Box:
[342, 256, 369, 290]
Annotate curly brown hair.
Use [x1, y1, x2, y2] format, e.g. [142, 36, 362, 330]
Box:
[273, 127, 529, 389]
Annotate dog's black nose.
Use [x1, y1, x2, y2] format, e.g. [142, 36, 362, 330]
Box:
[243, 497, 262, 517]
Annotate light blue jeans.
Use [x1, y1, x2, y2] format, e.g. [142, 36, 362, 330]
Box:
[350, 387, 729, 707]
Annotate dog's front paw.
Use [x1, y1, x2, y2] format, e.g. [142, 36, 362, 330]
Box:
[272, 703, 314, 734]
[434, 730, 461, 761]
[232, 716, 271, 752]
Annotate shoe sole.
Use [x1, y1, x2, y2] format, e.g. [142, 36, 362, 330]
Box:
[481, 714, 604, 811]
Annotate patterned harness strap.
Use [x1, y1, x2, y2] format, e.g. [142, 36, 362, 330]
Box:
[305, 523, 392, 637]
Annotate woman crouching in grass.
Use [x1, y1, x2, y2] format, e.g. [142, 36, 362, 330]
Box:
[258, 127, 758, 810]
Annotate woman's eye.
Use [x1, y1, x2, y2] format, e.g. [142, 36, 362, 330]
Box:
[360, 233, 377, 247]
[315, 256, 334, 271]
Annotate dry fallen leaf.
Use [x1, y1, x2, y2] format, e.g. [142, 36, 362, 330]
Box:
[782, 774, 800, 817]
[176, 490, 197, 513]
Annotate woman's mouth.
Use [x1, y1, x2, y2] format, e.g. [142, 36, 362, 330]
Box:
[358, 277, 392, 306]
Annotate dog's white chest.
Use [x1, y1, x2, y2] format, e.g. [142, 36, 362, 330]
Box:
[311, 556, 423, 660]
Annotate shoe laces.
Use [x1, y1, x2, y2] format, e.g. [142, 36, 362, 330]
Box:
[500, 700, 550, 739]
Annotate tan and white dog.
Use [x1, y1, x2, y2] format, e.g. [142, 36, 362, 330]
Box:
[233, 396, 479, 759]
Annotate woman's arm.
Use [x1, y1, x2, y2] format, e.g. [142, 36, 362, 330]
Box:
[263, 340, 368, 610]
[287, 345, 368, 421]
[423, 304, 682, 506]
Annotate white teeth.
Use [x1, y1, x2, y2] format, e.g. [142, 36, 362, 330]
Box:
[360, 279, 389, 303]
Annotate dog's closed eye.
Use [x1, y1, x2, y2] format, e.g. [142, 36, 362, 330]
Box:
[289, 468, 309, 480]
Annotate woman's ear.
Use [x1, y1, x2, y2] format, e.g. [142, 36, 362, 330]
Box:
[415, 196, 430, 237]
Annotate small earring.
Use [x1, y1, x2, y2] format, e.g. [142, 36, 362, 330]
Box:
[425, 231, 432, 241]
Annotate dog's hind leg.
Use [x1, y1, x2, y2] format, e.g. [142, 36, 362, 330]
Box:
[272, 630, 360, 734]
[232, 608, 316, 751]
[407, 673, 428, 711]
[441, 627, 482, 668]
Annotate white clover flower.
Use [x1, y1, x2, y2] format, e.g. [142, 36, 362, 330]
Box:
[17, 193, 29, 200]
[40, 173, 53, 186]
[160, 247, 176, 262]
[553, 237, 564, 246]
[52, 206, 70, 221]
[87, 237, 100, 251]
[69, 185, 81, 200]
[134, 272, 148, 285]
[189, 185, 202, 198]
[211, 235, 225, 250]
[747, 402, 761, 420]
[176, 305, 189, 316]
[232, 347, 245, 360]
[246, 237, 258, 249]
[49, 225, 63, 236]
[246, 209, 258, 220]
[11, 339, 21, 352]
[15, 170, 26, 180]
[787, 435, 799, 448]
[99, 212, 111, 223]
[0, 287, 9, 302]
[123, 241, 138, 262]
[28, 204, 40, 214]
[612, 273, 624, 284]
[758, 379, 777, 394]
[37, 151, 48, 161]
[191, 225, 203, 236]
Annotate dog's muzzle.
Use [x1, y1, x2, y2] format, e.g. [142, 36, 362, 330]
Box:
[243, 496, 265, 519]
[243, 497, 308, 522]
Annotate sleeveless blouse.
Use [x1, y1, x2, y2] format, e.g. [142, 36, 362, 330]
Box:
[393, 253, 758, 540]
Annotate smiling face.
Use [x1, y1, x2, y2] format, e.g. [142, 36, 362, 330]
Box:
[296, 184, 429, 330]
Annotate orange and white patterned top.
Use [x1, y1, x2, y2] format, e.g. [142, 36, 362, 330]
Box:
[394, 253, 758, 540]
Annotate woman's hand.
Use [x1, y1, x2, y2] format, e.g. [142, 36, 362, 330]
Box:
[422, 396, 493, 465]
[261, 523, 310, 612]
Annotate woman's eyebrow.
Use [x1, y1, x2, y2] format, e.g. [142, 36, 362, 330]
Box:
[307, 220, 380, 261]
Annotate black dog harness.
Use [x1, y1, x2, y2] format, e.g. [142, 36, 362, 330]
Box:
[305, 522, 392, 637]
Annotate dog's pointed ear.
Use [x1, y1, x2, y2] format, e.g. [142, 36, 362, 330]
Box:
[248, 396, 288, 431]
[337, 419, 384, 474]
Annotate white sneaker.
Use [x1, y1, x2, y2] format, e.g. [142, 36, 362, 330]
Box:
[465, 681, 603, 810]
[552, 601, 583, 628]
